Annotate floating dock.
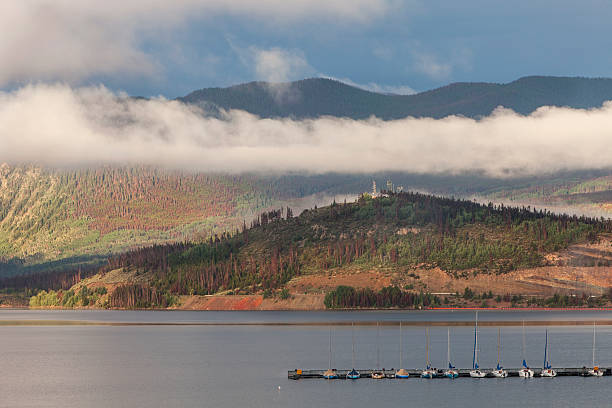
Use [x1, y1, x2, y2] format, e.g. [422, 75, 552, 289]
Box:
[288, 367, 610, 379]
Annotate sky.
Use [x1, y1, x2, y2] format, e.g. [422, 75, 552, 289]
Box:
[2, 1, 612, 97]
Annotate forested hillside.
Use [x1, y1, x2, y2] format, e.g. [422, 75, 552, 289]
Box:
[483, 174, 612, 218]
[180, 76, 612, 120]
[17, 192, 611, 309]
[0, 164, 281, 276]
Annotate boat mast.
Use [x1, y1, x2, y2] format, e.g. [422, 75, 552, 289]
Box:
[377, 322, 380, 370]
[543, 329, 548, 368]
[329, 326, 333, 370]
[426, 327, 430, 368]
[473, 312, 478, 369]
[592, 322, 596, 367]
[522, 320, 526, 365]
[447, 328, 450, 367]
[399, 321, 403, 368]
[352, 321, 356, 369]
[497, 327, 501, 368]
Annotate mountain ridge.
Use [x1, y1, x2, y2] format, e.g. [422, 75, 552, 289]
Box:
[180, 76, 612, 119]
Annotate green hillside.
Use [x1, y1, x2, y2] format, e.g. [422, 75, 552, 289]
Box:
[19, 191, 611, 308]
[0, 164, 282, 276]
[180, 76, 612, 120]
[2, 164, 612, 279]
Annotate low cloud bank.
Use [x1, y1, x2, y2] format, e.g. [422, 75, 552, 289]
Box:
[1, 83, 612, 177]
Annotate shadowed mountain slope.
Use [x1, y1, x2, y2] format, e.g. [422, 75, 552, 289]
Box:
[180, 76, 612, 119]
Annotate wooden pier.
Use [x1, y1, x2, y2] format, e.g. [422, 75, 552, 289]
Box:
[288, 367, 610, 379]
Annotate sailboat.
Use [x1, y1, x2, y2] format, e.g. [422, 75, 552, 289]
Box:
[586, 323, 604, 377]
[347, 322, 361, 379]
[470, 312, 486, 378]
[372, 322, 385, 379]
[491, 327, 508, 378]
[421, 327, 437, 378]
[519, 321, 534, 378]
[323, 327, 338, 379]
[444, 328, 459, 379]
[540, 329, 556, 377]
[395, 322, 410, 378]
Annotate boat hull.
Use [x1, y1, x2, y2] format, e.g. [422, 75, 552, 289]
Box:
[469, 370, 486, 378]
[347, 369, 360, 380]
[395, 369, 410, 378]
[586, 369, 604, 377]
[519, 369, 534, 378]
[541, 369, 557, 377]
[444, 370, 459, 379]
[491, 369, 508, 378]
[421, 370, 436, 379]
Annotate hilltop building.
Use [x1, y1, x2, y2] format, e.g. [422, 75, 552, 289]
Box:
[364, 179, 404, 198]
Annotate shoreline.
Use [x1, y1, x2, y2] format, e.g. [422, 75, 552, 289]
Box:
[2, 319, 612, 327]
[9, 305, 612, 312]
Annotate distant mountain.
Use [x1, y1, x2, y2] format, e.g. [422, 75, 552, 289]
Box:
[180, 76, 612, 119]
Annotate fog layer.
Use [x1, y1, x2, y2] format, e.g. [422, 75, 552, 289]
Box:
[1, 84, 611, 177]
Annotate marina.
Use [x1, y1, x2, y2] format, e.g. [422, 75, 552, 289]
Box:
[290, 316, 611, 381]
[288, 367, 610, 379]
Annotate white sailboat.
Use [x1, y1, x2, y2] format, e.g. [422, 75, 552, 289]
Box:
[444, 328, 459, 379]
[586, 323, 604, 377]
[470, 312, 486, 378]
[347, 322, 360, 379]
[519, 321, 534, 378]
[491, 327, 508, 378]
[372, 322, 385, 379]
[421, 327, 436, 378]
[395, 322, 409, 378]
[540, 329, 557, 377]
[323, 326, 339, 379]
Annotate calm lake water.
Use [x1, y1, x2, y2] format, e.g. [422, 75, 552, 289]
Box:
[2, 309, 612, 407]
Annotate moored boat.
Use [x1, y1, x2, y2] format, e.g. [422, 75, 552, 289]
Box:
[443, 328, 459, 379]
[586, 323, 604, 377]
[491, 328, 508, 378]
[519, 321, 534, 378]
[347, 369, 360, 380]
[519, 360, 534, 378]
[469, 312, 487, 378]
[540, 329, 557, 377]
[371, 322, 384, 380]
[323, 327, 338, 379]
[347, 322, 360, 379]
[421, 327, 436, 378]
[395, 322, 409, 378]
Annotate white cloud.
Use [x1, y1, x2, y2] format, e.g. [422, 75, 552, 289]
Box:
[229, 45, 315, 102]
[413, 54, 452, 80]
[0, 0, 392, 86]
[2, 84, 612, 178]
[333, 77, 417, 95]
[253, 48, 312, 84]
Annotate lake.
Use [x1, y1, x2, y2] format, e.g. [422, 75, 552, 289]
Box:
[1, 309, 612, 407]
